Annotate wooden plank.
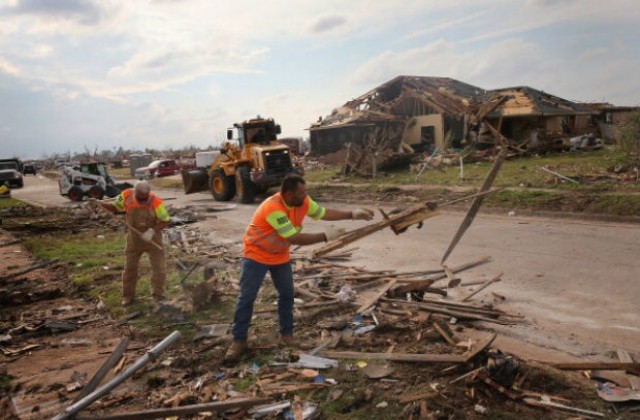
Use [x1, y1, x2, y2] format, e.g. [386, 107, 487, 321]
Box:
[432, 322, 456, 346]
[462, 332, 496, 362]
[461, 272, 502, 302]
[394, 256, 491, 294]
[312, 205, 440, 258]
[73, 338, 129, 403]
[75, 398, 271, 420]
[356, 279, 397, 314]
[552, 362, 640, 376]
[617, 349, 640, 390]
[319, 350, 466, 363]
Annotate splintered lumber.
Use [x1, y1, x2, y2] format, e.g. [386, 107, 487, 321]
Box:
[319, 350, 466, 363]
[552, 362, 640, 376]
[397, 390, 435, 404]
[52, 331, 182, 420]
[0, 258, 59, 281]
[74, 398, 271, 420]
[312, 204, 440, 258]
[461, 272, 503, 302]
[394, 256, 491, 294]
[356, 279, 397, 314]
[382, 298, 517, 325]
[73, 338, 130, 403]
[322, 333, 495, 364]
[432, 322, 456, 346]
[441, 147, 507, 265]
[617, 350, 640, 390]
[522, 397, 604, 418]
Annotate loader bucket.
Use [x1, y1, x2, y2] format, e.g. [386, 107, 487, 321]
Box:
[182, 168, 209, 194]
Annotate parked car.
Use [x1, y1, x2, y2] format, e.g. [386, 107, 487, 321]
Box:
[0, 159, 24, 188]
[134, 159, 182, 179]
[22, 163, 37, 175]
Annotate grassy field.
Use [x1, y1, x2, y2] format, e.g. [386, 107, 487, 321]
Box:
[306, 147, 639, 191]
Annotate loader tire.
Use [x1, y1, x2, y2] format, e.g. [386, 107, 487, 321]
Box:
[68, 186, 84, 202]
[210, 169, 235, 201]
[235, 166, 256, 204]
[87, 186, 104, 200]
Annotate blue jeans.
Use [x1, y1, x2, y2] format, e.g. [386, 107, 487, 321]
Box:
[231, 258, 294, 342]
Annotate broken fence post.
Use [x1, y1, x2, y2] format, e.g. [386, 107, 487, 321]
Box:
[52, 330, 182, 420]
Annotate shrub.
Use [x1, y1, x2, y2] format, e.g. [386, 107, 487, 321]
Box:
[618, 110, 640, 156]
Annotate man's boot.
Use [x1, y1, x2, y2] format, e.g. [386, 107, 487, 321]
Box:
[280, 334, 295, 347]
[224, 341, 248, 362]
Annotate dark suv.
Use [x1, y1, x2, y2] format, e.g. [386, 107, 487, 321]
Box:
[23, 163, 37, 175]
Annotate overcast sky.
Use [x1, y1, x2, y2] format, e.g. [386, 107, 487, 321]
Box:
[1, 0, 638, 159]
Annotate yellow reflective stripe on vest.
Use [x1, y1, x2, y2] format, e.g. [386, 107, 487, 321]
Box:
[246, 225, 290, 254]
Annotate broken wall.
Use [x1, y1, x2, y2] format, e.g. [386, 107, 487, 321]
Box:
[401, 114, 444, 151]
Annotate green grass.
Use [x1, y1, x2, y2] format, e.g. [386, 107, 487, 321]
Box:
[22, 229, 232, 339]
[0, 197, 31, 208]
[306, 147, 639, 191]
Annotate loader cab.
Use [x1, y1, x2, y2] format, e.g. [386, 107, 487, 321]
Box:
[228, 119, 281, 149]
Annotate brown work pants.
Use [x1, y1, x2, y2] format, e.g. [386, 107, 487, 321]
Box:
[122, 232, 166, 303]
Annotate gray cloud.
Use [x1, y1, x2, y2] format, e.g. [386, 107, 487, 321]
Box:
[309, 14, 347, 34]
[4, 0, 109, 25]
[526, 0, 576, 7]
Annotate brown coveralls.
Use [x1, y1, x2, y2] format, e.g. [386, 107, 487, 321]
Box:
[122, 202, 166, 303]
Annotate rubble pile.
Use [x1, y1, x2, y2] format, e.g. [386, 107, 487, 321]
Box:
[2, 211, 639, 419]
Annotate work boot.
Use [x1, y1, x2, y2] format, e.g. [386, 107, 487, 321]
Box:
[280, 334, 296, 347]
[224, 341, 248, 362]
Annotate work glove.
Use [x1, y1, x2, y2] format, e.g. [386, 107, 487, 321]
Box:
[324, 226, 347, 242]
[351, 208, 374, 221]
[141, 228, 155, 242]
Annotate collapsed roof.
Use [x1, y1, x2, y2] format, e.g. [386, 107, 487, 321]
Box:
[484, 86, 596, 118]
[311, 76, 485, 131]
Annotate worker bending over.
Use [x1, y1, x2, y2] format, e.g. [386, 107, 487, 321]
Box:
[93, 180, 170, 306]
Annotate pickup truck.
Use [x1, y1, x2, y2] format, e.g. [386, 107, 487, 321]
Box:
[134, 159, 192, 179]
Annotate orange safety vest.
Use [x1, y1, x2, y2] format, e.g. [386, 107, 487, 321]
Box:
[243, 192, 310, 265]
[119, 189, 166, 230]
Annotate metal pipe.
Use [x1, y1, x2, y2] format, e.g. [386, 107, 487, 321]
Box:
[51, 330, 182, 420]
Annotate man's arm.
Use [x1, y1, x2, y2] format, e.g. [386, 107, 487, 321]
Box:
[286, 232, 327, 246]
[97, 201, 119, 215]
[321, 208, 353, 221]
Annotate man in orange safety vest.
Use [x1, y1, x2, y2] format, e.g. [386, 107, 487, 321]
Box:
[225, 174, 374, 361]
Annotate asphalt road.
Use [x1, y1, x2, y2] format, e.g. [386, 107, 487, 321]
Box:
[11, 174, 640, 362]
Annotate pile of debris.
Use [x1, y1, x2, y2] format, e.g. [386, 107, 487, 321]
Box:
[2, 206, 640, 419]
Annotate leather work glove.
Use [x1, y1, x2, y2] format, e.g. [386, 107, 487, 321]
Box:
[352, 208, 374, 221]
[141, 228, 155, 242]
[324, 226, 347, 242]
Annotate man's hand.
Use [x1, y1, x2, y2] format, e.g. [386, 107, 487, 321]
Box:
[352, 208, 374, 221]
[324, 226, 347, 242]
[141, 228, 155, 242]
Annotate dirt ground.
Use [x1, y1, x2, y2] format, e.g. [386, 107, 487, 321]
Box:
[2, 175, 640, 418]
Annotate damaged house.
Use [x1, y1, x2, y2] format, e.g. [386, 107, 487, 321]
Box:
[309, 76, 481, 175]
[309, 75, 600, 175]
[478, 86, 597, 152]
